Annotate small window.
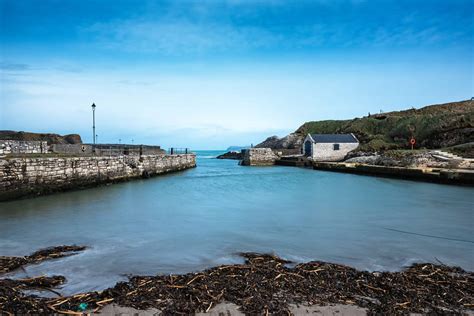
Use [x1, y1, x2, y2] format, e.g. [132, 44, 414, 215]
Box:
[333, 144, 340, 150]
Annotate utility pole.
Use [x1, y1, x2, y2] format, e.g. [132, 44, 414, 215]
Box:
[91, 103, 96, 144]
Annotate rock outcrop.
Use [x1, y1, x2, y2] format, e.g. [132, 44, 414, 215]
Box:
[344, 151, 473, 169]
[216, 151, 243, 160]
[255, 133, 304, 155]
[0, 131, 82, 144]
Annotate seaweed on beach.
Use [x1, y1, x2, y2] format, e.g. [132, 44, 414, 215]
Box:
[0, 276, 65, 315]
[46, 253, 474, 315]
[1, 249, 473, 315]
[0, 245, 87, 315]
[0, 245, 87, 274]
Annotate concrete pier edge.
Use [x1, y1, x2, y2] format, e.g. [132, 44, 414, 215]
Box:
[311, 161, 474, 186]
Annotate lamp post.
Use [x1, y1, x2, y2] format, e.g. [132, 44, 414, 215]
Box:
[91, 103, 97, 144]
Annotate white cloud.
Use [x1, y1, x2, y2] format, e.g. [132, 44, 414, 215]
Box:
[1, 56, 472, 148]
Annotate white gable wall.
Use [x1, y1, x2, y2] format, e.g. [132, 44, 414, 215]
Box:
[311, 142, 359, 162]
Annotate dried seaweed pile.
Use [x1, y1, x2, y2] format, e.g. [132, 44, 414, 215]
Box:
[1, 250, 473, 315]
[0, 245, 87, 315]
[0, 245, 87, 274]
[48, 253, 473, 315]
[0, 276, 65, 314]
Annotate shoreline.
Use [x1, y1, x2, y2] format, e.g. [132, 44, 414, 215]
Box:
[218, 148, 474, 186]
[311, 161, 474, 186]
[1, 246, 473, 315]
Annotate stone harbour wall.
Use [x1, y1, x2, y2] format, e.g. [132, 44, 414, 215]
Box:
[0, 140, 165, 157]
[0, 154, 196, 201]
[240, 148, 279, 166]
[0, 140, 48, 156]
[50, 144, 93, 155]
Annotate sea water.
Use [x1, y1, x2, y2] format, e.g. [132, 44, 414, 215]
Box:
[0, 150, 472, 294]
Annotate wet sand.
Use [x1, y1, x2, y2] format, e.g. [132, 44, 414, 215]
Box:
[96, 302, 369, 316]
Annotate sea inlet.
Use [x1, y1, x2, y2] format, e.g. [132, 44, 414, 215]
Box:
[0, 150, 472, 295]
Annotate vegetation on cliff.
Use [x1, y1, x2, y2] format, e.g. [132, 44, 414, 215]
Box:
[298, 100, 473, 151]
[0, 130, 82, 144]
[258, 99, 474, 153]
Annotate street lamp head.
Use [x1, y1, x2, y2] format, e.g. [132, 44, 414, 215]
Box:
[91, 103, 97, 144]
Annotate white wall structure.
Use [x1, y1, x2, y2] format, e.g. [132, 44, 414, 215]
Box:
[303, 134, 359, 162]
[0, 140, 48, 155]
[240, 148, 279, 166]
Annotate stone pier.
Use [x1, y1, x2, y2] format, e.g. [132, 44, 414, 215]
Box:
[240, 148, 279, 166]
[0, 154, 196, 201]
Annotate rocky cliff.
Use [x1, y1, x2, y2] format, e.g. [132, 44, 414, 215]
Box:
[0, 131, 82, 144]
[256, 99, 474, 152]
[256, 133, 303, 150]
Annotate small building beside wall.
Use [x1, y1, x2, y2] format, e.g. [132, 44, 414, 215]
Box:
[303, 133, 359, 162]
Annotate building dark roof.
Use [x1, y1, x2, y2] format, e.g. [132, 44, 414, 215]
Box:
[309, 134, 358, 143]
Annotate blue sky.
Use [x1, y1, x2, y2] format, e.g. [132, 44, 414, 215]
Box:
[0, 0, 473, 149]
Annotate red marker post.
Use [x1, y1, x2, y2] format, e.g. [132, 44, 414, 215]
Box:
[410, 137, 416, 150]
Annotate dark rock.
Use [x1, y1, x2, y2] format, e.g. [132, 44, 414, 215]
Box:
[255, 133, 304, 155]
[216, 151, 242, 160]
[226, 146, 249, 152]
[63, 134, 83, 144]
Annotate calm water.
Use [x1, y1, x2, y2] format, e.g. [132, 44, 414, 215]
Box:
[0, 150, 473, 295]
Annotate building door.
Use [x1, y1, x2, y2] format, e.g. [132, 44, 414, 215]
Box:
[304, 140, 312, 156]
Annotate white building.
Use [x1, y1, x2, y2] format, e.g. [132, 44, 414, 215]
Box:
[303, 133, 359, 162]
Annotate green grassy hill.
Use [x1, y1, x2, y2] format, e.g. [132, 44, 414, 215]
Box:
[296, 100, 473, 151]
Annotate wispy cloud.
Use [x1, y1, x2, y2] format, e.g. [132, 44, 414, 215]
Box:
[83, 19, 280, 55]
[79, 3, 472, 57]
[0, 61, 84, 75]
[0, 62, 30, 71]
